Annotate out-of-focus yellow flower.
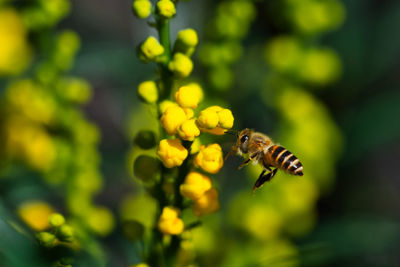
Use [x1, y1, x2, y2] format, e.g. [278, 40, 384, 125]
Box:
[159, 100, 178, 114]
[56, 77, 92, 104]
[138, 80, 158, 103]
[139, 36, 164, 62]
[5, 118, 56, 171]
[18, 201, 55, 231]
[197, 106, 234, 132]
[0, 8, 31, 76]
[174, 28, 199, 56]
[49, 213, 66, 227]
[298, 48, 341, 85]
[130, 264, 150, 267]
[169, 53, 193, 78]
[156, 0, 176, 19]
[6, 79, 56, 124]
[180, 172, 212, 200]
[265, 36, 303, 74]
[36, 232, 56, 248]
[57, 224, 74, 242]
[244, 205, 282, 240]
[158, 206, 184, 235]
[183, 108, 194, 119]
[177, 29, 198, 47]
[194, 144, 223, 174]
[161, 105, 187, 135]
[193, 188, 220, 217]
[190, 138, 201, 155]
[132, 0, 152, 19]
[174, 83, 203, 108]
[178, 119, 200, 141]
[86, 206, 115, 236]
[157, 139, 188, 168]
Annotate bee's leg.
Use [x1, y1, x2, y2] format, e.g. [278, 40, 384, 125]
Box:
[238, 159, 251, 170]
[252, 168, 278, 194]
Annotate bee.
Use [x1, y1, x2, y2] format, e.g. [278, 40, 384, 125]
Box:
[225, 128, 303, 193]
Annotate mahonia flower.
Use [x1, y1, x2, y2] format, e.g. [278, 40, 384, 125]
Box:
[177, 29, 198, 47]
[158, 206, 184, 235]
[180, 172, 212, 200]
[174, 28, 198, 56]
[178, 119, 200, 141]
[174, 83, 203, 108]
[156, 0, 176, 19]
[157, 139, 188, 168]
[194, 144, 224, 174]
[138, 80, 158, 103]
[159, 100, 178, 114]
[132, 0, 152, 19]
[183, 107, 194, 119]
[197, 106, 234, 135]
[139, 36, 164, 62]
[168, 53, 193, 78]
[193, 188, 220, 217]
[161, 105, 187, 135]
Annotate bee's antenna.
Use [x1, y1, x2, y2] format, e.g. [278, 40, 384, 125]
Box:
[225, 129, 239, 136]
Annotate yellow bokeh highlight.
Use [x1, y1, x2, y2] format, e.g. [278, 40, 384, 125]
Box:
[18, 201, 55, 231]
[0, 8, 31, 76]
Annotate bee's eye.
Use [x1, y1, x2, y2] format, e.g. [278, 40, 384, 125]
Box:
[240, 135, 249, 143]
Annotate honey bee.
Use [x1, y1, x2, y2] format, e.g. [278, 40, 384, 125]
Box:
[225, 128, 303, 193]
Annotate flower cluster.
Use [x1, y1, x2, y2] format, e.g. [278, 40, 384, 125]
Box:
[36, 213, 75, 248]
[180, 172, 220, 216]
[158, 206, 184, 235]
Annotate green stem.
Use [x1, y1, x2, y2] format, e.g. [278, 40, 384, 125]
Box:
[157, 19, 173, 100]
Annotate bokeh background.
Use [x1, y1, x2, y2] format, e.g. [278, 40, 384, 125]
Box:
[1, 0, 400, 266]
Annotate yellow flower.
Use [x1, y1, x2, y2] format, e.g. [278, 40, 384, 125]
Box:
[159, 100, 178, 114]
[49, 213, 66, 227]
[168, 53, 193, 78]
[160, 105, 187, 135]
[193, 188, 220, 217]
[140, 36, 164, 61]
[197, 106, 234, 132]
[156, 0, 176, 19]
[158, 206, 184, 235]
[217, 109, 234, 129]
[180, 172, 212, 200]
[197, 108, 220, 129]
[130, 264, 150, 267]
[177, 29, 199, 47]
[194, 144, 223, 174]
[178, 119, 200, 141]
[0, 8, 31, 76]
[174, 83, 203, 108]
[183, 108, 194, 119]
[86, 206, 115, 236]
[132, 0, 152, 19]
[18, 201, 55, 231]
[157, 139, 188, 168]
[138, 81, 158, 103]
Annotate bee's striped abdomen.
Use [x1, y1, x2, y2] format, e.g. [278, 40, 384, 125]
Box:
[268, 145, 303, 176]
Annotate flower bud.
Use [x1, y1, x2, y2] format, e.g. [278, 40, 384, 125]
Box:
[174, 83, 203, 108]
[132, 0, 152, 19]
[194, 144, 224, 174]
[193, 188, 220, 217]
[57, 224, 74, 242]
[174, 28, 198, 56]
[180, 172, 212, 200]
[37, 232, 56, 248]
[168, 53, 193, 78]
[178, 119, 200, 141]
[160, 105, 187, 135]
[157, 139, 188, 168]
[158, 206, 184, 235]
[137, 80, 158, 103]
[156, 0, 176, 19]
[49, 213, 65, 228]
[139, 36, 164, 62]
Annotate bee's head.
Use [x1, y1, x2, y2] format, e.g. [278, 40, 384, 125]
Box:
[237, 128, 252, 154]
